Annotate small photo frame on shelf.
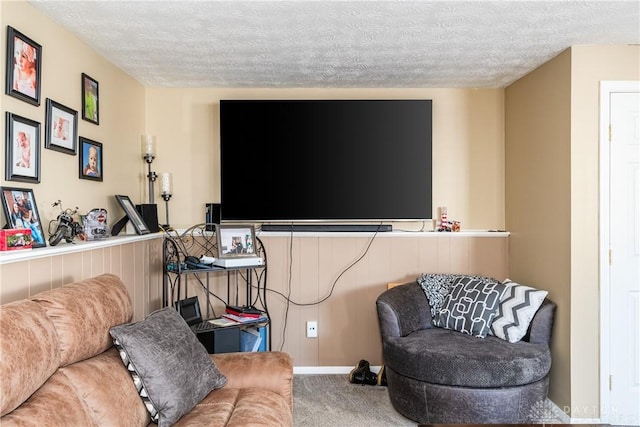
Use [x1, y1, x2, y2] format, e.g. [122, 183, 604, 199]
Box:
[45, 98, 78, 155]
[79, 137, 103, 181]
[81, 73, 99, 125]
[5, 112, 41, 183]
[5, 26, 42, 106]
[114, 195, 150, 235]
[215, 224, 257, 258]
[0, 186, 47, 248]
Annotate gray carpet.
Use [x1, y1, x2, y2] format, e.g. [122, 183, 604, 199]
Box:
[292, 374, 568, 426]
[293, 374, 417, 427]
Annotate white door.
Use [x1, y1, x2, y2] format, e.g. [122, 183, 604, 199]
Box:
[600, 81, 640, 425]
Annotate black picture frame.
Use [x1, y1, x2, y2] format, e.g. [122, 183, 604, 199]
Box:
[215, 224, 257, 258]
[45, 98, 78, 155]
[5, 26, 42, 106]
[79, 137, 103, 181]
[81, 73, 99, 125]
[0, 186, 47, 248]
[5, 112, 41, 183]
[114, 195, 150, 235]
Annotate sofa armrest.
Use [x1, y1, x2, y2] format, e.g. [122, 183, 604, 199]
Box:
[526, 299, 556, 345]
[376, 282, 434, 339]
[211, 351, 293, 411]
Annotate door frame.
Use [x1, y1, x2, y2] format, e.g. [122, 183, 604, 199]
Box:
[598, 80, 640, 423]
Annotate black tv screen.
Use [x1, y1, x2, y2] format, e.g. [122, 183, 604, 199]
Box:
[219, 99, 432, 223]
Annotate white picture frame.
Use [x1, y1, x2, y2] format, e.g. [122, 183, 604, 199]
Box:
[215, 224, 257, 258]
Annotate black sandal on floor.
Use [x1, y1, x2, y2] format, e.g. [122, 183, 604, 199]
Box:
[349, 360, 377, 385]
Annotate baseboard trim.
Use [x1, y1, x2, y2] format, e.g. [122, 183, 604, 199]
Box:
[294, 365, 382, 375]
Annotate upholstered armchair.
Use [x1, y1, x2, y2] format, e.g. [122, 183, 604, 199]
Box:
[376, 276, 556, 424]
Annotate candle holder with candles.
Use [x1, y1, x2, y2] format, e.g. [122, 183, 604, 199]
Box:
[136, 135, 160, 233]
[160, 172, 173, 228]
[141, 136, 157, 203]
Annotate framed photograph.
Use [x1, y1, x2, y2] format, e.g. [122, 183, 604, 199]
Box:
[0, 186, 47, 248]
[81, 73, 99, 125]
[79, 137, 103, 181]
[5, 112, 41, 183]
[5, 26, 42, 106]
[215, 224, 257, 258]
[115, 195, 150, 235]
[45, 99, 78, 155]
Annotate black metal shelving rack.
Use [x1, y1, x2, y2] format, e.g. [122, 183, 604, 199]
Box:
[161, 223, 270, 351]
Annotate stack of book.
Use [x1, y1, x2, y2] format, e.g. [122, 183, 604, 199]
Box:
[240, 327, 266, 352]
[222, 305, 267, 324]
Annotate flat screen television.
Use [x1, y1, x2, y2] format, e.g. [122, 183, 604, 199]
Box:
[219, 99, 432, 227]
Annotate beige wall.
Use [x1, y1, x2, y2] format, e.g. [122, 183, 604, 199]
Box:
[1, 0, 146, 229]
[505, 48, 573, 411]
[505, 45, 640, 418]
[569, 45, 640, 418]
[145, 87, 505, 230]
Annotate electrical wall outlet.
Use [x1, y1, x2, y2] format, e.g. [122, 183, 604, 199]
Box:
[306, 321, 318, 338]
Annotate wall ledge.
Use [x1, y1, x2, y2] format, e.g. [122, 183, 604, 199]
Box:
[257, 230, 510, 238]
[0, 232, 163, 265]
[1, 229, 509, 264]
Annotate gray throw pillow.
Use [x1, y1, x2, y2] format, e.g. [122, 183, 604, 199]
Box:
[417, 273, 501, 319]
[110, 307, 227, 426]
[434, 276, 507, 338]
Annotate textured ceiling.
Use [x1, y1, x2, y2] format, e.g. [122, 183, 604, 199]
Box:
[29, 0, 640, 88]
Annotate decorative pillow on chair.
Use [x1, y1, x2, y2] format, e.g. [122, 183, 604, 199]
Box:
[417, 273, 461, 318]
[490, 279, 549, 343]
[434, 276, 507, 338]
[418, 273, 501, 319]
[109, 307, 227, 427]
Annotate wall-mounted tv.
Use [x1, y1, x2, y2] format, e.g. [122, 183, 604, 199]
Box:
[219, 99, 432, 227]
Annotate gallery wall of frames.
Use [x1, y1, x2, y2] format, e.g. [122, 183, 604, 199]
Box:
[2, 24, 106, 249]
[5, 27, 102, 183]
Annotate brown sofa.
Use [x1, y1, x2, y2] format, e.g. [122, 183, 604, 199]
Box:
[0, 274, 293, 426]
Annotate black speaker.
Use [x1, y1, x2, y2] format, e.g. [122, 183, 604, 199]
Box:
[135, 204, 160, 233]
[205, 203, 221, 231]
[197, 327, 239, 354]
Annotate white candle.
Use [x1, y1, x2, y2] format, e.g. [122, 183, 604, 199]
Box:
[161, 172, 173, 195]
[141, 135, 156, 157]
